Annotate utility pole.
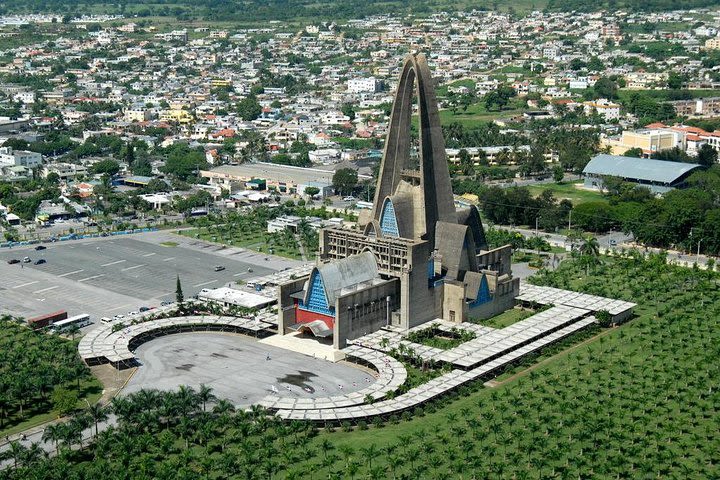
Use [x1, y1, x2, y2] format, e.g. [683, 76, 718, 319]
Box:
[568, 209, 572, 231]
[697, 239, 702, 265]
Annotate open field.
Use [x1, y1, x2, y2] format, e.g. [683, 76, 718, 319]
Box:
[526, 181, 607, 205]
[0, 232, 291, 322]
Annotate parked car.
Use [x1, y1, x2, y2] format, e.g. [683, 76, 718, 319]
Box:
[22, 256, 31, 263]
[35, 245, 46, 251]
[34, 259, 46, 265]
[114, 314, 125, 320]
[128, 311, 139, 316]
[139, 306, 150, 312]
[343, 196, 356, 201]
[160, 301, 172, 306]
[214, 265, 225, 271]
[7, 259, 20, 264]
[101, 317, 112, 324]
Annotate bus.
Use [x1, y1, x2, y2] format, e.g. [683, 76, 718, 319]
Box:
[27, 310, 67, 329]
[355, 201, 373, 210]
[50, 314, 92, 333]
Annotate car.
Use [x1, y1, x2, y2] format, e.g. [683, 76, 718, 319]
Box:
[22, 256, 31, 263]
[139, 306, 150, 312]
[128, 311, 139, 316]
[114, 314, 125, 320]
[34, 259, 46, 265]
[7, 259, 20, 265]
[101, 317, 112, 324]
[609, 239, 618, 246]
[214, 265, 225, 271]
[343, 196, 356, 201]
[34, 245, 46, 251]
[160, 301, 172, 306]
[247, 267, 253, 273]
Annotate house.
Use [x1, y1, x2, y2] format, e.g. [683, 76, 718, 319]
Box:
[0, 147, 42, 168]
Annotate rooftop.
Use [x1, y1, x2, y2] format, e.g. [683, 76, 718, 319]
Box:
[583, 154, 703, 185]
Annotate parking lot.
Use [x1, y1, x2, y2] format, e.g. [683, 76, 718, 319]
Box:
[0, 231, 301, 323]
[124, 332, 374, 407]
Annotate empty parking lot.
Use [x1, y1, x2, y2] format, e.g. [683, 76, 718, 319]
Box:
[0, 231, 301, 322]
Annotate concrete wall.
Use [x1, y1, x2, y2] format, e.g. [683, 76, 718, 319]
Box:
[333, 278, 399, 349]
[442, 280, 467, 323]
[277, 276, 309, 334]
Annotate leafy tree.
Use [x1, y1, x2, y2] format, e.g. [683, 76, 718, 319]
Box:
[696, 143, 718, 168]
[236, 95, 262, 121]
[162, 145, 208, 180]
[623, 147, 643, 158]
[51, 387, 78, 416]
[552, 165, 565, 183]
[341, 103, 356, 120]
[332, 168, 358, 195]
[304, 186, 320, 197]
[593, 77, 617, 99]
[90, 160, 121, 176]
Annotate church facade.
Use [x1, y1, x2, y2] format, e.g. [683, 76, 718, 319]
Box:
[278, 53, 519, 349]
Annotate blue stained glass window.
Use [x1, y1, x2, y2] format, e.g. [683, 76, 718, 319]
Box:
[380, 198, 400, 237]
[300, 271, 334, 315]
[469, 274, 492, 307]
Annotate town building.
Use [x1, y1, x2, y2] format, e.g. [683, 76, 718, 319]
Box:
[0, 146, 42, 168]
[582, 154, 703, 194]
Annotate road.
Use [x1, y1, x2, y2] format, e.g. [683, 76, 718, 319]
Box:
[498, 225, 716, 269]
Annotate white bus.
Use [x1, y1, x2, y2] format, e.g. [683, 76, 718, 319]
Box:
[51, 314, 91, 332]
[355, 201, 373, 210]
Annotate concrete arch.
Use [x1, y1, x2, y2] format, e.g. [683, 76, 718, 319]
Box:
[370, 53, 456, 250]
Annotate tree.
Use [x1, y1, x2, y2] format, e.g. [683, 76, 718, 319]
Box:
[593, 77, 617, 99]
[696, 143, 718, 168]
[90, 160, 121, 176]
[86, 403, 109, 436]
[52, 387, 78, 416]
[332, 168, 358, 196]
[132, 156, 153, 176]
[341, 103, 356, 121]
[304, 186, 320, 197]
[176, 275, 184, 304]
[236, 95, 262, 121]
[623, 147, 644, 158]
[552, 165, 565, 183]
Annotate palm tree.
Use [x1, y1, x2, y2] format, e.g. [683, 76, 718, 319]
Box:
[197, 384, 216, 412]
[42, 423, 66, 455]
[579, 235, 601, 275]
[86, 403, 109, 436]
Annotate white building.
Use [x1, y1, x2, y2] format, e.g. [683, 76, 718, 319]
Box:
[583, 99, 621, 121]
[0, 147, 42, 168]
[347, 76, 381, 94]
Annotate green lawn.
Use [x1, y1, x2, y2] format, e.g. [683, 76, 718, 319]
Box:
[526, 181, 607, 205]
[437, 103, 527, 127]
[0, 377, 103, 437]
[472, 307, 534, 328]
[180, 227, 305, 260]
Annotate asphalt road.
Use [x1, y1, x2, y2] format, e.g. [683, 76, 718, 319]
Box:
[0, 232, 300, 322]
[125, 332, 375, 407]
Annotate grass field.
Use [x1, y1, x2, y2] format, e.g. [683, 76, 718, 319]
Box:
[472, 307, 534, 328]
[180, 227, 305, 260]
[526, 181, 607, 205]
[0, 378, 103, 437]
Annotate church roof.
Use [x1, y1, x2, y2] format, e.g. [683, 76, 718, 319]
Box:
[315, 251, 379, 305]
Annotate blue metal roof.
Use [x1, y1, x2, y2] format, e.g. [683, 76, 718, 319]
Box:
[583, 154, 702, 185]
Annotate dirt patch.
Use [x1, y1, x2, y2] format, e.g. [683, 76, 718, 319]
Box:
[90, 364, 137, 404]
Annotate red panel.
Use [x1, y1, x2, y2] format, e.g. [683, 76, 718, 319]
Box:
[295, 304, 335, 330]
